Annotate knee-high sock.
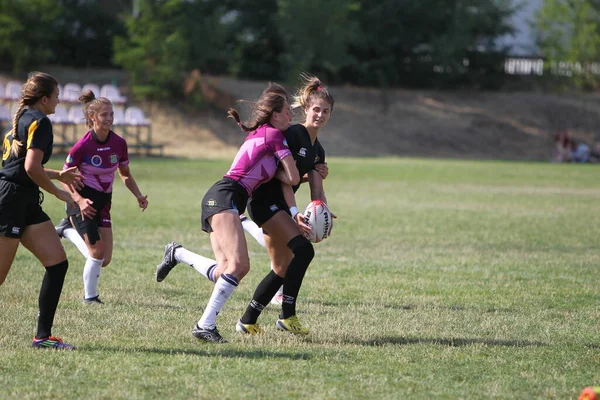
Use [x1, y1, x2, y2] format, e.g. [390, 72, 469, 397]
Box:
[197, 274, 238, 328]
[241, 217, 266, 248]
[83, 257, 103, 299]
[240, 270, 284, 324]
[36, 260, 68, 339]
[63, 228, 89, 258]
[174, 247, 218, 282]
[281, 235, 314, 319]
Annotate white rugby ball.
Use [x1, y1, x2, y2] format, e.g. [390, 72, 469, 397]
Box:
[303, 200, 332, 243]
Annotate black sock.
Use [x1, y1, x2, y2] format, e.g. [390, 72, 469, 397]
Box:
[36, 260, 68, 339]
[281, 235, 314, 319]
[240, 270, 284, 324]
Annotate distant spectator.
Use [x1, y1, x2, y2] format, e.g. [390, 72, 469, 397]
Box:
[589, 142, 600, 163]
[553, 131, 590, 163]
[553, 131, 573, 162]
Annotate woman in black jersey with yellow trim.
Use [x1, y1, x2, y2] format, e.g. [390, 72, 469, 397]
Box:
[236, 74, 336, 335]
[0, 72, 82, 350]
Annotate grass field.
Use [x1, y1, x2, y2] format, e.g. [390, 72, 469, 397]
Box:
[1, 157, 598, 399]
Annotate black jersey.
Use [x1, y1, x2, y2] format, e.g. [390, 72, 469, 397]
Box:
[0, 109, 54, 188]
[251, 124, 326, 199]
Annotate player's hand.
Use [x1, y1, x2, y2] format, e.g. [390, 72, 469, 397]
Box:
[294, 212, 312, 239]
[137, 194, 148, 211]
[78, 197, 95, 219]
[315, 163, 329, 180]
[58, 166, 84, 191]
[329, 210, 337, 236]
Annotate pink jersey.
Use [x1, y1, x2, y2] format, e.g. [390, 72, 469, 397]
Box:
[63, 130, 129, 193]
[224, 124, 292, 195]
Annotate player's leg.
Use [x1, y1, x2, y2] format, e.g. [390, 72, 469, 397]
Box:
[0, 237, 20, 286]
[240, 214, 266, 248]
[56, 217, 89, 258]
[237, 212, 298, 333]
[21, 220, 75, 349]
[193, 211, 249, 343]
[155, 241, 217, 283]
[71, 213, 105, 304]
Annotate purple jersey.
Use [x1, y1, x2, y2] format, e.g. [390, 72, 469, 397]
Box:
[224, 124, 292, 196]
[63, 130, 129, 193]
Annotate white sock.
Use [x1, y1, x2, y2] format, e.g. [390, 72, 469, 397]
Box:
[63, 228, 90, 258]
[242, 218, 266, 248]
[175, 247, 217, 281]
[198, 274, 238, 328]
[83, 257, 103, 299]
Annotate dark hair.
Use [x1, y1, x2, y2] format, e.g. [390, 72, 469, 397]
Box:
[227, 83, 289, 132]
[292, 73, 334, 112]
[10, 72, 58, 156]
[79, 90, 112, 128]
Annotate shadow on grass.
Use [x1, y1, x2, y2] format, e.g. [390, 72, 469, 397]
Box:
[82, 345, 311, 360]
[309, 336, 546, 348]
[309, 300, 519, 314]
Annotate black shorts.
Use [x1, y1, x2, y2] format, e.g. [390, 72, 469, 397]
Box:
[201, 177, 249, 233]
[66, 186, 112, 245]
[0, 179, 50, 238]
[247, 180, 290, 227]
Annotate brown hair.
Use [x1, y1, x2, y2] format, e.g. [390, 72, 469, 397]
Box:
[227, 83, 289, 132]
[10, 71, 58, 156]
[292, 73, 334, 112]
[79, 90, 112, 128]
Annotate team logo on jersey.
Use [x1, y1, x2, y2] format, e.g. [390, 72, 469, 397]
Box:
[206, 199, 217, 207]
[11, 227, 20, 235]
[91, 155, 102, 167]
[298, 147, 307, 157]
[110, 154, 117, 164]
[65, 155, 73, 164]
[270, 204, 279, 212]
[315, 156, 320, 163]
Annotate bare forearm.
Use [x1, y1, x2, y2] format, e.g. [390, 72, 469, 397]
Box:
[27, 165, 61, 196]
[122, 175, 143, 197]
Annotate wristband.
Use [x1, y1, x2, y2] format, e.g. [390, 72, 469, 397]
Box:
[289, 206, 298, 219]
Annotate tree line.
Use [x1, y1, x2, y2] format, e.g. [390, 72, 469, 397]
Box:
[1, 0, 599, 100]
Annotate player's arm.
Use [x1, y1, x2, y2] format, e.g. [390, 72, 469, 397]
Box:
[24, 148, 74, 205]
[45, 166, 83, 191]
[281, 182, 311, 235]
[307, 169, 327, 203]
[275, 154, 300, 186]
[118, 164, 148, 211]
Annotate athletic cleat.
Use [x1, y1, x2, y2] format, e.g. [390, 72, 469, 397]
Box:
[32, 336, 76, 350]
[270, 293, 284, 306]
[236, 320, 263, 335]
[276, 315, 309, 335]
[192, 324, 228, 343]
[55, 217, 72, 239]
[156, 241, 182, 282]
[83, 296, 104, 305]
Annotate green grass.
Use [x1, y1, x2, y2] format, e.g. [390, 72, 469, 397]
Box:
[1, 157, 599, 399]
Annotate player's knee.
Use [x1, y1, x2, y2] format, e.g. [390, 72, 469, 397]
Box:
[288, 235, 314, 265]
[102, 257, 111, 267]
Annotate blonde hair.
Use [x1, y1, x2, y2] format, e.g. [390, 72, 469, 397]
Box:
[79, 90, 112, 128]
[227, 83, 289, 132]
[292, 73, 334, 112]
[10, 72, 58, 156]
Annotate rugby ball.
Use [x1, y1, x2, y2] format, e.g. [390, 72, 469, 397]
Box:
[303, 200, 332, 243]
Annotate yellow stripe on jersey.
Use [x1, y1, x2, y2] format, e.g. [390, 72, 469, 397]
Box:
[2, 131, 11, 161]
[26, 120, 39, 149]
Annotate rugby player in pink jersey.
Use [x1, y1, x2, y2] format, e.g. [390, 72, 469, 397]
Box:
[156, 83, 301, 343]
[57, 90, 148, 304]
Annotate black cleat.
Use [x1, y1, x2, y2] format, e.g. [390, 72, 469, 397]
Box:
[55, 217, 72, 238]
[83, 296, 104, 305]
[192, 324, 228, 343]
[156, 241, 182, 282]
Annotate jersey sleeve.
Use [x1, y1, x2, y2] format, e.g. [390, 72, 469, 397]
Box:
[63, 139, 85, 169]
[119, 136, 130, 167]
[315, 142, 326, 166]
[27, 117, 52, 151]
[265, 126, 292, 161]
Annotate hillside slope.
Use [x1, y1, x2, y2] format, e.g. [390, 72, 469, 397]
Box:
[4, 69, 600, 161]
